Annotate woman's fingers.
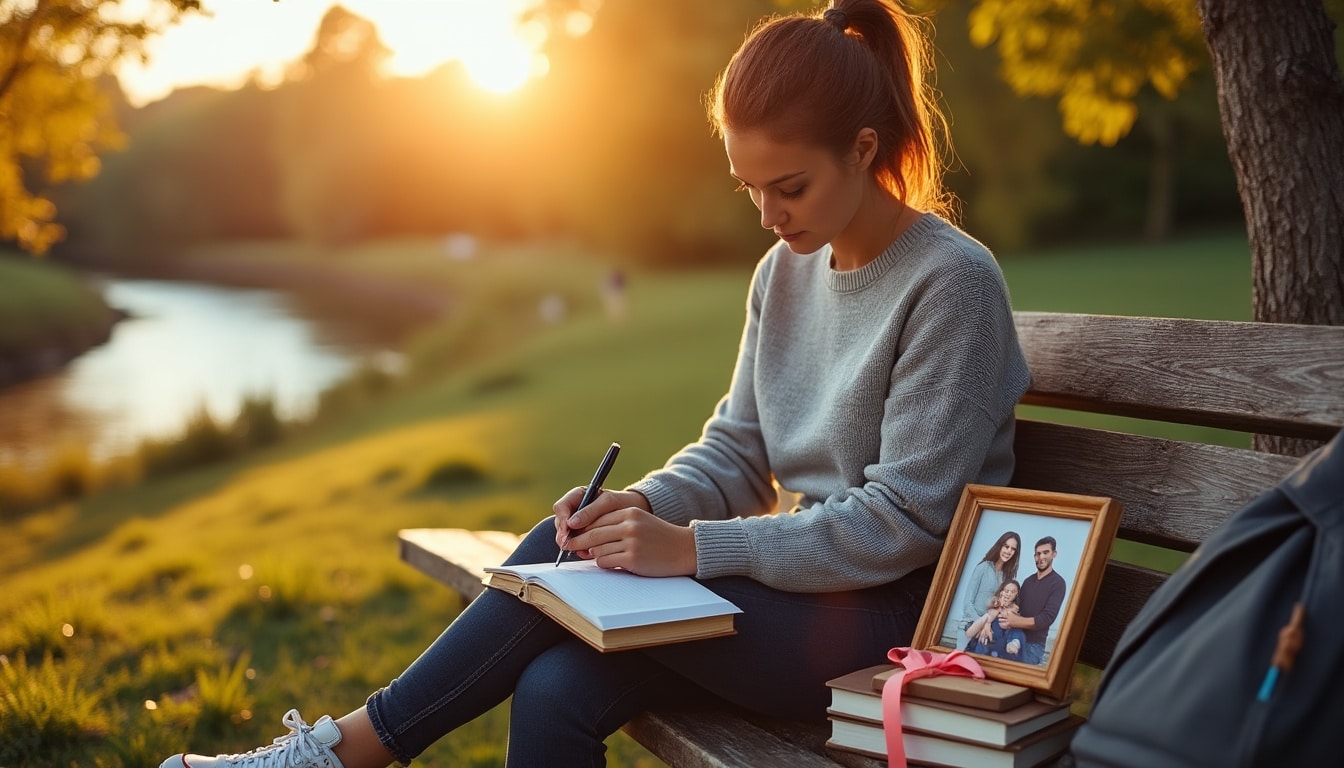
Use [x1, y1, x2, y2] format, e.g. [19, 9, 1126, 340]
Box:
[569, 508, 695, 577]
[552, 486, 589, 543]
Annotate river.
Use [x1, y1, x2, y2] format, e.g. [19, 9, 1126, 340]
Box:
[0, 277, 410, 466]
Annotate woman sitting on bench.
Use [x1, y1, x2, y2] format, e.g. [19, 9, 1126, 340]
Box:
[161, 2, 1030, 767]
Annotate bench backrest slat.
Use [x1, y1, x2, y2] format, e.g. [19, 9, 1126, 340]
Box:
[1079, 561, 1167, 668]
[1009, 311, 1344, 671]
[1015, 312, 1344, 439]
[1012, 421, 1299, 550]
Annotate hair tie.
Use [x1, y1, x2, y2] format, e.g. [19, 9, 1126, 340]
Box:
[823, 7, 848, 31]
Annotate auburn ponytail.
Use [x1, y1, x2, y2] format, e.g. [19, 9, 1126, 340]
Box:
[708, 0, 950, 215]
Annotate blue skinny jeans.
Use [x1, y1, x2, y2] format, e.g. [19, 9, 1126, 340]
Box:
[365, 519, 930, 767]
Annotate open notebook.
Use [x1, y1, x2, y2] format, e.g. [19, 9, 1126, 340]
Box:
[483, 560, 742, 651]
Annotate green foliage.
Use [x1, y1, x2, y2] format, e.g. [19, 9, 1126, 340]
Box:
[1, 587, 122, 659]
[956, 0, 1206, 146]
[194, 653, 256, 737]
[235, 394, 285, 448]
[0, 652, 112, 764]
[0, 0, 201, 254]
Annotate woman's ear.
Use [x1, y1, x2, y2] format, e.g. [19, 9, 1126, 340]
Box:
[846, 127, 879, 171]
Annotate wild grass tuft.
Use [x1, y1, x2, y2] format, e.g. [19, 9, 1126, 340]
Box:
[193, 653, 257, 738]
[0, 652, 112, 765]
[0, 443, 139, 522]
[1, 589, 122, 658]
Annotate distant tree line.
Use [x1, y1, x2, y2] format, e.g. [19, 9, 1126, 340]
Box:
[45, 0, 1248, 271]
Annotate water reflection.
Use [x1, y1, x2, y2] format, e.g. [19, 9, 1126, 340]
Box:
[0, 279, 403, 465]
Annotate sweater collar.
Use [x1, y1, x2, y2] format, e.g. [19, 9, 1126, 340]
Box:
[825, 214, 938, 293]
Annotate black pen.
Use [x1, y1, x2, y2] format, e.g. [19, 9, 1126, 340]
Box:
[555, 442, 621, 566]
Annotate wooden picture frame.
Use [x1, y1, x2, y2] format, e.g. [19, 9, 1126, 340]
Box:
[912, 484, 1122, 701]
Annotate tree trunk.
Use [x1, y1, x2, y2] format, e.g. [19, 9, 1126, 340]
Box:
[1143, 109, 1176, 242]
[1197, 0, 1344, 456]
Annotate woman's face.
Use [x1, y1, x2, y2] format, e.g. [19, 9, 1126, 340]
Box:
[998, 537, 1019, 564]
[723, 128, 867, 257]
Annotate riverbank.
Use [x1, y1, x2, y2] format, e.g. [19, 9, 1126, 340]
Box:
[0, 240, 459, 391]
[0, 255, 126, 388]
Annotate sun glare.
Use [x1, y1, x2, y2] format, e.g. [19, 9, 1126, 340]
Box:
[464, 40, 545, 93]
[361, 0, 546, 94]
[114, 0, 555, 106]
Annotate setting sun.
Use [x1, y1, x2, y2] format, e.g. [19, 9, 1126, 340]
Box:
[364, 0, 549, 94]
[463, 39, 543, 93]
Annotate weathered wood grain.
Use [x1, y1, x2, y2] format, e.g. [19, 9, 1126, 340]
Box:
[1077, 562, 1168, 669]
[1012, 420, 1300, 550]
[626, 710, 853, 768]
[1015, 312, 1344, 438]
[398, 528, 516, 600]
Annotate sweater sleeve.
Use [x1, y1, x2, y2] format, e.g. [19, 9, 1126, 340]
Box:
[687, 255, 1028, 591]
[962, 560, 996, 622]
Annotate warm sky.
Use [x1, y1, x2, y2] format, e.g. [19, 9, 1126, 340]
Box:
[115, 0, 576, 106]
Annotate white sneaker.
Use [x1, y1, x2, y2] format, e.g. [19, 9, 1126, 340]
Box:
[159, 709, 346, 768]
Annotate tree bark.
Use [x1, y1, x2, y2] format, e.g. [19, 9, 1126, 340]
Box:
[1197, 0, 1344, 455]
[1143, 109, 1176, 242]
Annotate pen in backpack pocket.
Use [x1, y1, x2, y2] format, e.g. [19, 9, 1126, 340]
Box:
[1257, 602, 1305, 702]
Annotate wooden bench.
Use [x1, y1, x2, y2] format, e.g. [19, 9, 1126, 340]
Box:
[399, 311, 1344, 767]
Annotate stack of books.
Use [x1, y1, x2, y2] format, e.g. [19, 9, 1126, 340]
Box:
[825, 664, 1083, 768]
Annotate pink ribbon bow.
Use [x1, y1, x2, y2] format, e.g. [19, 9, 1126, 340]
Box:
[881, 647, 986, 767]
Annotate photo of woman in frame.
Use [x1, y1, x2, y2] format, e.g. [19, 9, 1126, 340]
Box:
[956, 530, 1021, 633]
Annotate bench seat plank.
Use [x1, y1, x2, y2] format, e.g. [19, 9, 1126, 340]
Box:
[1015, 313, 1344, 439]
[399, 528, 517, 600]
[626, 710, 869, 768]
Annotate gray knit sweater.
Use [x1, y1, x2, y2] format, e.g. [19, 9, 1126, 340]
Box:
[629, 215, 1031, 593]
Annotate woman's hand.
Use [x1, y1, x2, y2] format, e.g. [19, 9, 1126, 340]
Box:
[552, 488, 696, 577]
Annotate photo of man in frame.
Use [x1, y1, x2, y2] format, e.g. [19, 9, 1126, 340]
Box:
[997, 536, 1067, 665]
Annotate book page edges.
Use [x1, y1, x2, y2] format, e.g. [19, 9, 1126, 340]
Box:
[483, 573, 736, 652]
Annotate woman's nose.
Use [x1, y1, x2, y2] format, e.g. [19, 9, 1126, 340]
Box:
[759, 199, 785, 230]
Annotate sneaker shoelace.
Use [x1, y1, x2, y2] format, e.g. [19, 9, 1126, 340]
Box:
[225, 709, 331, 767]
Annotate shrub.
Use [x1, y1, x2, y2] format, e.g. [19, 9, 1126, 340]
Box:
[235, 393, 284, 448]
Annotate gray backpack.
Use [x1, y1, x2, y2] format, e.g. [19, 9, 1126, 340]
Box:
[1071, 428, 1343, 767]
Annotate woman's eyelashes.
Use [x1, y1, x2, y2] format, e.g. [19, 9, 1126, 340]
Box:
[732, 182, 806, 200]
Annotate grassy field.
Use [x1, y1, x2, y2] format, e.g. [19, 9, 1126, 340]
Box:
[0, 231, 1253, 766]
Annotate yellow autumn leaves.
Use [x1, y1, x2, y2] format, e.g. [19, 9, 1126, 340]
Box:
[967, 0, 1205, 145]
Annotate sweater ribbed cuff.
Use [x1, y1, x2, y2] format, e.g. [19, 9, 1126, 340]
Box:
[627, 479, 690, 526]
[691, 519, 752, 580]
